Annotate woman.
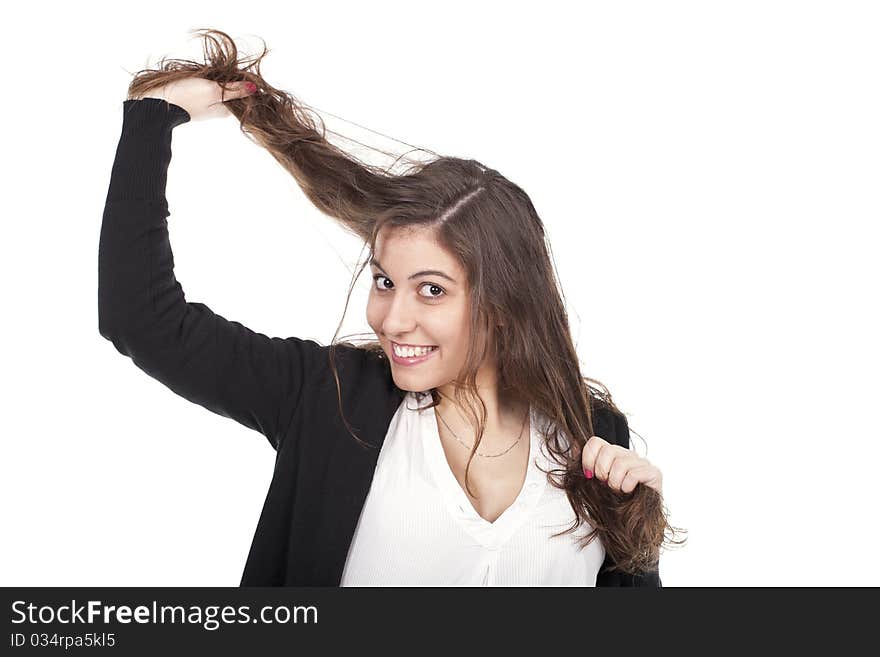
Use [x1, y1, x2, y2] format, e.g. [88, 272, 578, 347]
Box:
[99, 29, 685, 586]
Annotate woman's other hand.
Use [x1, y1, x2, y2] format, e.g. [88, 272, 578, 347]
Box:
[581, 435, 663, 495]
[128, 76, 257, 121]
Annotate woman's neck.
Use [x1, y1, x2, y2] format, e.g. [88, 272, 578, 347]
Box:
[434, 384, 529, 452]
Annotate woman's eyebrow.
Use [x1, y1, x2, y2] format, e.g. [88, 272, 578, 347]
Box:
[369, 258, 457, 283]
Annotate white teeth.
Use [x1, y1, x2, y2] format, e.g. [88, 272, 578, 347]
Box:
[393, 345, 435, 358]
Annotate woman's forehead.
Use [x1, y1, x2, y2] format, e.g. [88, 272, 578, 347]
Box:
[375, 226, 441, 260]
[372, 228, 464, 280]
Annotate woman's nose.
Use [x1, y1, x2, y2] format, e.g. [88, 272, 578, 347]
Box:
[382, 295, 416, 335]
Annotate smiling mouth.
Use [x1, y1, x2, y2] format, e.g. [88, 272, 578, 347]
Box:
[390, 343, 438, 365]
[392, 343, 437, 355]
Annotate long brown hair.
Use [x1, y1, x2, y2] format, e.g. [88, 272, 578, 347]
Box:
[126, 28, 687, 575]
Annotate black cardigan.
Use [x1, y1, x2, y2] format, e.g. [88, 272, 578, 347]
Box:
[98, 98, 661, 587]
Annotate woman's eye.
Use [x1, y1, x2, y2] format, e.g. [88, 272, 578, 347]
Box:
[373, 274, 393, 292]
[371, 274, 445, 300]
[418, 283, 445, 299]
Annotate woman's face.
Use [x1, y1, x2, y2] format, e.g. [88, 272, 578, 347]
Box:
[366, 226, 471, 392]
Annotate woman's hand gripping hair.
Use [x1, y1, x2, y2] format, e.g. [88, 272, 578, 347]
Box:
[582, 435, 664, 495]
[128, 76, 258, 121]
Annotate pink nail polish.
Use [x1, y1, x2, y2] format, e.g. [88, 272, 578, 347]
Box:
[584, 468, 593, 479]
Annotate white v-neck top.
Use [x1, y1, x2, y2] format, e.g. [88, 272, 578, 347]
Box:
[340, 392, 606, 586]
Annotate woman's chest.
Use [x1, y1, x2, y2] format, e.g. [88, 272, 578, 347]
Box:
[439, 435, 531, 524]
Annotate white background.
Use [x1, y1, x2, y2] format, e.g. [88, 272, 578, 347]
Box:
[2, 0, 878, 586]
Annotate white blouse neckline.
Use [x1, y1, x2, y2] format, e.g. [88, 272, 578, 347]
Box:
[413, 393, 549, 551]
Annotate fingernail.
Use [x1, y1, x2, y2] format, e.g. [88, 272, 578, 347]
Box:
[245, 82, 257, 94]
[584, 468, 593, 479]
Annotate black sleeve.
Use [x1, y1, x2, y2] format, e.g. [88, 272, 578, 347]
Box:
[594, 408, 663, 587]
[98, 98, 327, 450]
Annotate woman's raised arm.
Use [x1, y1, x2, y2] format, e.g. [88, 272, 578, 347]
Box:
[98, 97, 327, 450]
